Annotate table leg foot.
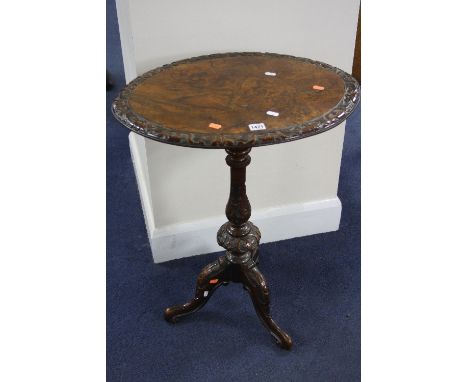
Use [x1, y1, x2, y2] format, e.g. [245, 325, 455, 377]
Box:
[241, 263, 293, 350]
[164, 255, 230, 323]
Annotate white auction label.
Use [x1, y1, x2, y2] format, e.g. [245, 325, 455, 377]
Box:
[265, 72, 277, 76]
[249, 123, 267, 131]
[266, 111, 279, 117]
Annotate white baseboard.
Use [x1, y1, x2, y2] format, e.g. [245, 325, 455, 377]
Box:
[128, 133, 156, 245]
[129, 133, 342, 263]
[150, 198, 341, 263]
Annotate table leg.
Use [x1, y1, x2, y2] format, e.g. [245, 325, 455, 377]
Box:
[164, 255, 230, 322]
[241, 261, 292, 349]
[164, 147, 292, 349]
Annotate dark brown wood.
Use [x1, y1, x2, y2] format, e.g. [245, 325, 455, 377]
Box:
[352, 5, 361, 84]
[164, 148, 292, 349]
[113, 52, 360, 350]
[112, 52, 360, 148]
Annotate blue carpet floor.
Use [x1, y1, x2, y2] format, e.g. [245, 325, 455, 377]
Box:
[107, 1, 360, 380]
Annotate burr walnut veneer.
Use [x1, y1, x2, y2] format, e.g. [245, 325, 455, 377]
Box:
[112, 52, 360, 349]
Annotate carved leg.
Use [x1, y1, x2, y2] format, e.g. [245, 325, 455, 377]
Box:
[164, 255, 230, 322]
[164, 147, 292, 349]
[252, 249, 259, 264]
[241, 262, 293, 350]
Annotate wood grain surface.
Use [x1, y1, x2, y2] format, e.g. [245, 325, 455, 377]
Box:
[112, 52, 360, 148]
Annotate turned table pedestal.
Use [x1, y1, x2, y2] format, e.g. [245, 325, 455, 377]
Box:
[112, 52, 360, 349]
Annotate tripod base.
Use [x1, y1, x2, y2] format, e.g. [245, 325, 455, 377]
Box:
[164, 252, 292, 350]
[165, 148, 292, 350]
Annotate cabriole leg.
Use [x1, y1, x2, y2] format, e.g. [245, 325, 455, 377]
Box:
[164, 256, 230, 322]
[164, 147, 292, 349]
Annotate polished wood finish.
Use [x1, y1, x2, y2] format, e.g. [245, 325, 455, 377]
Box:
[164, 148, 292, 349]
[112, 52, 360, 148]
[352, 5, 361, 84]
[112, 52, 360, 350]
[129, 56, 343, 134]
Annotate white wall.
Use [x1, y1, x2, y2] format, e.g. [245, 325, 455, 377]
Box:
[116, 0, 360, 262]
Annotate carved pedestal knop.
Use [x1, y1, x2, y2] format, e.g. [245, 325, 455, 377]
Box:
[164, 148, 292, 349]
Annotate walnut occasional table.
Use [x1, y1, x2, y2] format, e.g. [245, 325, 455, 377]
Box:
[112, 52, 360, 350]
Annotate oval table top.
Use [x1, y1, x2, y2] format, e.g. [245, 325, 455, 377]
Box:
[112, 52, 360, 149]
